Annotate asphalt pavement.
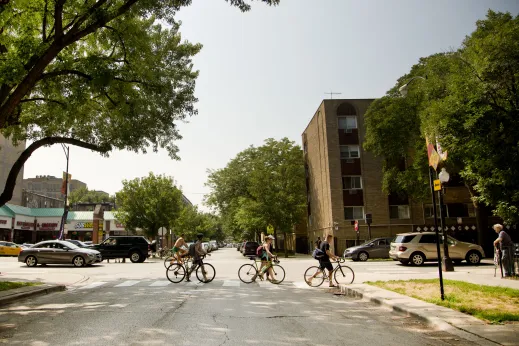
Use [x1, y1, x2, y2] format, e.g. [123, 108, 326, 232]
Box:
[0, 248, 494, 345]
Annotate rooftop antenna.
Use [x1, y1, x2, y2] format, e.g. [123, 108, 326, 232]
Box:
[324, 91, 342, 99]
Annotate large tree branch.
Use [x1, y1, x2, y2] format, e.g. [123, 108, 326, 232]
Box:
[38, 69, 93, 81]
[20, 97, 66, 106]
[54, 0, 66, 39]
[0, 137, 111, 207]
[42, 0, 48, 41]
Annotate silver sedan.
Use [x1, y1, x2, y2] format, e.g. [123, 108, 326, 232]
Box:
[18, 240, 102, 267]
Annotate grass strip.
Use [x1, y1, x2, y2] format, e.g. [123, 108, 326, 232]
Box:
[0, 281, 39, 292]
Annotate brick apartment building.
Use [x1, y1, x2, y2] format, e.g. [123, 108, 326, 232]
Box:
[303, 99, 488, 255]
[23, 175, 87, 200]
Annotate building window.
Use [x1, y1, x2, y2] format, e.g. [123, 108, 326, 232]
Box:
[340, 145, 360, 159]
[390, 205, 410, 219]
[344, 206, 364, 220]
[342, 176, 362, 190]
[424, 204, 440, 218]
[338, 116, 357, 132]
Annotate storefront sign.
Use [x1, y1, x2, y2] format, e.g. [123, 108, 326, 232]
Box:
[37, 222, 59, 231]
[74, 222, 103, 230]
[0, 218, 9, 226]
[111, 220, 125, 231]
[16, 221, 33, 230]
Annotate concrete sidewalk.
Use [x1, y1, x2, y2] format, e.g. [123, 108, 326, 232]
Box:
[339, 283, 519, 346]
[0, 284, 66, 307]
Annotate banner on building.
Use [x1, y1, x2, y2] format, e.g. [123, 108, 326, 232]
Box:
[61, 172, 72, 195]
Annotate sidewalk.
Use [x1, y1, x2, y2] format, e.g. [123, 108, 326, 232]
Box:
[339, 280, 519, 346]
[0, 284, 66, 307]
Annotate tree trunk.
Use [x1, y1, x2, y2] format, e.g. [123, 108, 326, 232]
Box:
[284, 231, 288, 258]
[0, 136, 110, 206]
[466, 183, 491, 256]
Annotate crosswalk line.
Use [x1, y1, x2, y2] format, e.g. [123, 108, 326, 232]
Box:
[114, 280, 140, 287]
[223, 280, 240, 287]
[149, 280, 171, 287]
[257, 281, 281, 290]
[292, 281, 311, 289]
[78, 282, 107, 290]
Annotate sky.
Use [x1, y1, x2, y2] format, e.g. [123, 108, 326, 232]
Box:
[23, 0, 519, 210]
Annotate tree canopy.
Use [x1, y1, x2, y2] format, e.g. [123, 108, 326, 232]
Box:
[364, 10, 519, 227]
[0, 0, 280, 205]
[68, 187, 114, 205]
[115, 172, 183, 238]
[206, 138, 306, 255]
[172, 205, 223, 242]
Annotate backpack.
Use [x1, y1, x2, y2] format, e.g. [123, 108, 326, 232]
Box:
[188, 243, 196, 257]
[256, 245, 264, 257]
[312, 248, 325, 260]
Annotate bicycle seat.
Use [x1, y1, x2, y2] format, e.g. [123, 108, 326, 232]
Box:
[249, 256, 256, 260]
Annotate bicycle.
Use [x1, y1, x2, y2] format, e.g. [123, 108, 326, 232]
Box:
[304, 257, 354, 287]
[238, 255, 285, 284]
[157, 247, 173, 259]
[166, 255, 215, 284]
[164, 252, 192, 269]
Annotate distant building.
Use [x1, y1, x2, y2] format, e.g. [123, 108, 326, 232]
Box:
[22, 190, 64, 208]
[0, 135, 25, 205]
[302, 99, 485, 255]
[23, 175, 87, 200]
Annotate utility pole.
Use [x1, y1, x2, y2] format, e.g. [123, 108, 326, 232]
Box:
[58, 145, 70, 240]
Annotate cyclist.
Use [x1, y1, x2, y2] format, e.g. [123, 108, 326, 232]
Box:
[307, 234, 339, 287]
[254, 235, 278, 283]
[186, 233, 207, 282]
[170, 233, 188, 265]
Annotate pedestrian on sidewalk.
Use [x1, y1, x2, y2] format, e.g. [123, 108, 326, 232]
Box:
[493, 224, 514, 277]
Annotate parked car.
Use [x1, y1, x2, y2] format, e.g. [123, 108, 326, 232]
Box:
[209, 240, 218, 250]
[64, 239, 88, 248]
[202, 242, 211, 253]
[239, 241, 246, 253]
[83, 241, 93, 245]
[21, 243, 34, 249]
[343, 237, 394, 261]
[242, 241, 260, 257]
[88, 236, 151, 263]
[389, 232, 485, 266]
[0, 241, 22, 256]
[18, 240, 101, 267]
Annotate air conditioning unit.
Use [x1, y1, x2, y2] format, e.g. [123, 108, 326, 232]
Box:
[348, 190, 358, 195]
[345, 128, 353, 133]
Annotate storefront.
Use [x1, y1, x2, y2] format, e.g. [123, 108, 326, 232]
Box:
[14, 214, 35, 244]
[36, 217, 61, 242]
[68, 220, 96, 242]
[109, 220, 126, 236]
[0, 216, 12, 241]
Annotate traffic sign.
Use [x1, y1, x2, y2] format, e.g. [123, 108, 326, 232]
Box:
[158, 227, 167, 236]
[267, 225, 274, 235]
[433, 179, 441, 191]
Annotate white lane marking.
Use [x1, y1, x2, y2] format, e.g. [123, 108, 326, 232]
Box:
[114, 280, 140, 287]
[293, 281, 311, 289]
[78, 282, 107, 290]
[258, 281, 281, 290]
[222, 280, 240, 287]
[149, 281, 171, 287]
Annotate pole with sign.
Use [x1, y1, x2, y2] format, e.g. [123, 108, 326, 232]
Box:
[354, 220, 359, 245]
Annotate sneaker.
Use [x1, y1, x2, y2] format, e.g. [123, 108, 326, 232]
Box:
[305, 279, 312, 285]
[270, 280, 280, 284]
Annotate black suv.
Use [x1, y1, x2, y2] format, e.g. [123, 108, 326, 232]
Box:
[242, 241, 259, 256]
[90, 236, 151, 263]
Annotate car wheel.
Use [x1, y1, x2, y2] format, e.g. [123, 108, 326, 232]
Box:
[466, 251, 481, 265]
[73, 256, 85, 267]
[25, 255, 37, 267]
[410, 252, 425, 266]
[130, 251, 142, 263]
[399, 260, 410, 265]
[358, 252, 369, 262]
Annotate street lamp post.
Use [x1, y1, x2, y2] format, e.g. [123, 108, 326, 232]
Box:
[438, 168, 454, 271]
[400, 76, 446, 300]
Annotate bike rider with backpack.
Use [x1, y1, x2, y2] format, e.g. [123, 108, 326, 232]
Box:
[253, 235, 279, 283]
[186, 233, 208, 282]
[307, 234, 339, 287]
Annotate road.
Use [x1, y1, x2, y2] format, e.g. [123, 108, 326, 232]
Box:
[0, 248, 482, 345]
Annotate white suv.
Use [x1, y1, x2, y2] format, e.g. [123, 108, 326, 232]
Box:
[389, 232, 485, 266]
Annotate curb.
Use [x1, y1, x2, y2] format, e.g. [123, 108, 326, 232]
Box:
[0, 285, 66, 307]
[338, 284, 501, 346]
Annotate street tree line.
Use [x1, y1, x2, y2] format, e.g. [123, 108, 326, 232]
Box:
[0, 0, 280, 206]
[363, 10, 519, 245]
[205, 138, 306, 256]
[115, 173, 224, 242]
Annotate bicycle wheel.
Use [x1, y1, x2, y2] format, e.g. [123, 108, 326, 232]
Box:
[334, 265, 355, 285]
[270, 264, 285, 284]
[197, 263, 216, 283]
[164, 256, 175, 269]
[304, 266, 325, 287]
[238, 264, 257, 284]
[166, 263, 186, 283]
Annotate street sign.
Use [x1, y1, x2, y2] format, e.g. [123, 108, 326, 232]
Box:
[433, 179, 441, 191]
[158, 227, 167, 236]
[267, 225, 274, 235]
[354, 220, 359, 232]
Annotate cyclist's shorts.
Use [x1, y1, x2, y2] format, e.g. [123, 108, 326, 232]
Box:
[319, 260, 333, 271]
[172, 246, 180, 254]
